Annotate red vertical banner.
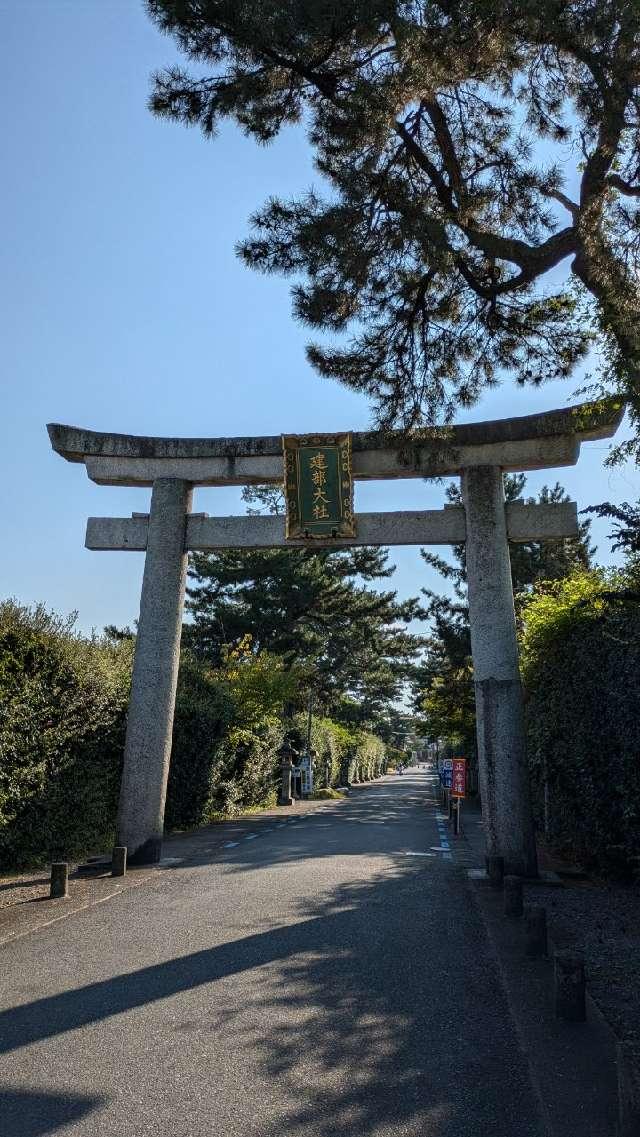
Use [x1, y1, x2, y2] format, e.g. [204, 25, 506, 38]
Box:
[451, 758, 467, 798]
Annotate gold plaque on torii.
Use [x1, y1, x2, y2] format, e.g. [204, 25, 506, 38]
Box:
[282, 433, 355, 540]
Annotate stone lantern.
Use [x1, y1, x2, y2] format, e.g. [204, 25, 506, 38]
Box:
[277, 739, 297, 806]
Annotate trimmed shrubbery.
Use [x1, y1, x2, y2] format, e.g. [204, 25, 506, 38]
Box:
[292, 713, 386, 787]
[520, 570, 640, 878]
[0, 604, 388, 869]
[0, 602, 132, 869]
[0, 608, 291, 865]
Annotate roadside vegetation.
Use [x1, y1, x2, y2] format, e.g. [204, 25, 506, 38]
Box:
[0, 492, 418, 868]
[416, 486, 640, 879]
[4, 484, 639, 878]
[521, 564, 640, 879]
[0, 602, 132, 870]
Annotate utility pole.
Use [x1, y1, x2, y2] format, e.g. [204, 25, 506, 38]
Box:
[306, 688, 313, 756]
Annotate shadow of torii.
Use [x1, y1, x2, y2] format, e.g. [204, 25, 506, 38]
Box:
[0, 861, 544, 1137]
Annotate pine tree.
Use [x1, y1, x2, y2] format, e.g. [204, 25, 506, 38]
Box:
[185, 498, 423, 725]
[148, 1, 639, 440]
[583, 498, 640, 556]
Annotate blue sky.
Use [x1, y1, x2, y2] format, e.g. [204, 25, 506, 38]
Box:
[1, 0, 638, 635]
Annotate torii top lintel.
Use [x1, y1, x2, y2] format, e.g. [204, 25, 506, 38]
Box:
[47, 398, 624, 487]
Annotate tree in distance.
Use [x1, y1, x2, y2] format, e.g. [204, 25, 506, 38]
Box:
[148, 1, 639, 442]
[185, 486, 424, 728]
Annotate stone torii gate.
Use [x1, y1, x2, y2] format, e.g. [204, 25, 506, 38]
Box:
[48, 398, 623, 876]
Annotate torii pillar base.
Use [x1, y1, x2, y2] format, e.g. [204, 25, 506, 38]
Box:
[462, 466, 538, 878]
[116, 478, 192, 864]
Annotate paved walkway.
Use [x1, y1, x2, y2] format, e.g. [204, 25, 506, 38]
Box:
[0, 771, 548, 1136]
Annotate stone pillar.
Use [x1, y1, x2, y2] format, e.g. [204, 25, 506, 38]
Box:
[50, 862, 69, 899]
[461, 466, 537, 877]
[116, 478, 192, 864]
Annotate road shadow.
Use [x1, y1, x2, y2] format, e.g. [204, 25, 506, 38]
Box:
[0, 877, 49, 895]
[0, 856, 542, 1136]
[0, 1087, 106, 1136]
[160, 773, 446, 878]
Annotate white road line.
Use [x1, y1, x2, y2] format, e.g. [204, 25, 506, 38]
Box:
[244, 834, 258, 841]
[223, 841, 239, 848]
[404, 851, 436, 857]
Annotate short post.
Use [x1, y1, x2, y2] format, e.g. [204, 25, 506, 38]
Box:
[504, 874, 523, 918]
[50, 862, 68, 899]
[116, 478, 193, 864]
[554, 951, 586, 1021]
[112, 846, 127, 877]
[486, 854, 504, 887]
[453, 798, 461, 836]
[524, 905, 547, 957]
[617, 1040, 640, 1137]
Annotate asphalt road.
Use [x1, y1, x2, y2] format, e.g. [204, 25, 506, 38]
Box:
[0, 771, 546, 1137]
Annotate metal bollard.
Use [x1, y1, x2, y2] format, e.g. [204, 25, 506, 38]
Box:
[486, 854, 504, 887]
[453, 798, 461, 836]
[504, 874, 523, 918]
[112, 846, 127, 877]
[554, 951, 586, 1021]
[524, 905, 548, 957]
[50, 862, 68, 899]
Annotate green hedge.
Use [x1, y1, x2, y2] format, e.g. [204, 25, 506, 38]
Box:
[351, 731, 386, 783]
[167, 658, 284, 829]
[0, 602, 132, 869]
[520, 571, 640, 879]
[0, 603, 286, 867]
[164, 655, 235, 830]
[0, 601, 386, 868]
[292, 714, 386, 786]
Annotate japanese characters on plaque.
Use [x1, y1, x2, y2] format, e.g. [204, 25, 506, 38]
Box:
[440, 758, 453, 789]
[282, 433, 355, 540]
[451, 758, 467, 798]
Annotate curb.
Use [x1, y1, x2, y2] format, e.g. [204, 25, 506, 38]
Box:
[467, 872, 619, 1137]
